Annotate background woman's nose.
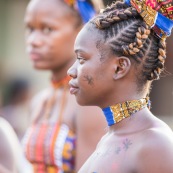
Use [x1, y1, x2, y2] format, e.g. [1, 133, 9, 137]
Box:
[26, 31, 43, 47]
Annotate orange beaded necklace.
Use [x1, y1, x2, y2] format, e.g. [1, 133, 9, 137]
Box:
[51, 76, 71, 89]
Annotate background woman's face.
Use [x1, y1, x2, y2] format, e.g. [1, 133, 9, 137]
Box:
[68, 25, 116, 107]
[24, 0, 80, 70]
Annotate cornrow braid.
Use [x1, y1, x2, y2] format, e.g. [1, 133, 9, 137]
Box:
[143, 38, 166, 80]
[122, 23, 150, 56]
[89, 0, 167, 84]
[95, 6, 138, 29]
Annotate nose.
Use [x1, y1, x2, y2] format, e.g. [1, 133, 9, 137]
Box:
[26, 30, 43, 48]
[67, 61, 77, 78]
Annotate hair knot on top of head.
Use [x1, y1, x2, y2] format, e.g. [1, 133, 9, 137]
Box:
[90, 0, 173, 83]
[64, 0, 96, 23]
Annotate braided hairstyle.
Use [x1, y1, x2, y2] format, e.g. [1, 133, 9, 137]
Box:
[88, 0, 166, 86]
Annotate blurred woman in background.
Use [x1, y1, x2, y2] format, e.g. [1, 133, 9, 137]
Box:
[23, 0, 106, 172]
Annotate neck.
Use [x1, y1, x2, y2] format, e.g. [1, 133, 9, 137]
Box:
[51, 57, 74, 81]
[102, 97, 150, 126]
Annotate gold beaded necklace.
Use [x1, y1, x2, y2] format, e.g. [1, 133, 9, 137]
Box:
[102, 97, 150, 126]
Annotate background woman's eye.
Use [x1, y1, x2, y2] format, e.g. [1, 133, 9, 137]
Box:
[42, 27, 53, 34]
[25, 26, 34, 35]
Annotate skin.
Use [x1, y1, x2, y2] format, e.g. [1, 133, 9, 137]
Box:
[0, 118, 21, 173]
[24, 0, 106, 171]
[67, 24, 173, 173]
[0, 165, 12, 173]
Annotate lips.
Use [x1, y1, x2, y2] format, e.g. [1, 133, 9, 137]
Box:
[29, 51, 42, 61]
[69, 81, 79, 95]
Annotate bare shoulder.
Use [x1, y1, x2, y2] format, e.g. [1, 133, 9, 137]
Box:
[136, 118, 173, 173]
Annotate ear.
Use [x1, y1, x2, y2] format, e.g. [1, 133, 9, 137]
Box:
[113, 56, 131, 80]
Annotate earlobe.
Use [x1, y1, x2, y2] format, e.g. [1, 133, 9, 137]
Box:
[113, 57, 131, 80]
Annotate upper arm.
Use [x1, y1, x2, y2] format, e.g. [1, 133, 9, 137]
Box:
[75, 105, 107, 171]
[0, 118, 31, 173]
[0, 165, 12, 173]
[0, 118, 19, 172]
[0, 131, 14, 171]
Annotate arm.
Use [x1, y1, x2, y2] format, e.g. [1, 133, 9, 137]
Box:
[0, 117, 33, 173]
[75, 105, 107, 171]
[0, 118, 18, 173]
[0, 164, 13, 173]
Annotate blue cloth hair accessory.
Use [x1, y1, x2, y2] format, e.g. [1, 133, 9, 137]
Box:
[76, 0, 96, 23]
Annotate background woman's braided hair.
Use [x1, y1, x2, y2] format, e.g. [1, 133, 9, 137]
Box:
[89, 0, 166, 85]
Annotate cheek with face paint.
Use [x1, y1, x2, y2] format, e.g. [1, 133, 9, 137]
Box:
[73, 59, 102, 106]
[83, 74, 95, 87]
[72, 25, 116, 106]
[74, 51, 115, 106]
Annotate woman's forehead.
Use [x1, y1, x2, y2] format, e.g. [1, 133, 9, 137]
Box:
[74, 25, 98, 50]
[26, 0, 71, 20]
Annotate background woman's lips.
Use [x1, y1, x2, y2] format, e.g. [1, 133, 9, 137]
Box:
[29, 52, 42, 61]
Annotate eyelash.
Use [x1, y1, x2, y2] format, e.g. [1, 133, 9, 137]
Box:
[42, 27, 53, 34]
[25, 26, 34, 34]
[77, 57, 85, 64]
[25, 26, 53, 35]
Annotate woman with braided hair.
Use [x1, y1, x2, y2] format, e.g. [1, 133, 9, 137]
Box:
[68, 0, 173, 172]
[23, 0, 106, 172]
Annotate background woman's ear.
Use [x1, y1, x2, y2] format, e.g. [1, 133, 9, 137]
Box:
[113, 57, 131, 80]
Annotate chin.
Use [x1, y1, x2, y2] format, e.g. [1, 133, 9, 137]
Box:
[33, 64, 51, 70]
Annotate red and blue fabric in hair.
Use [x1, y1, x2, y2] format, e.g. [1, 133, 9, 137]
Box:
[64, 0, 96, 23]
[125, 0, 173, 38]
[145, 0, 173, 20]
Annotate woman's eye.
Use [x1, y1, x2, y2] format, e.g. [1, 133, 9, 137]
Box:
[25, 26, 34, 35]
[77, 57, 85, 64]
[42, 27, 53, 34]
